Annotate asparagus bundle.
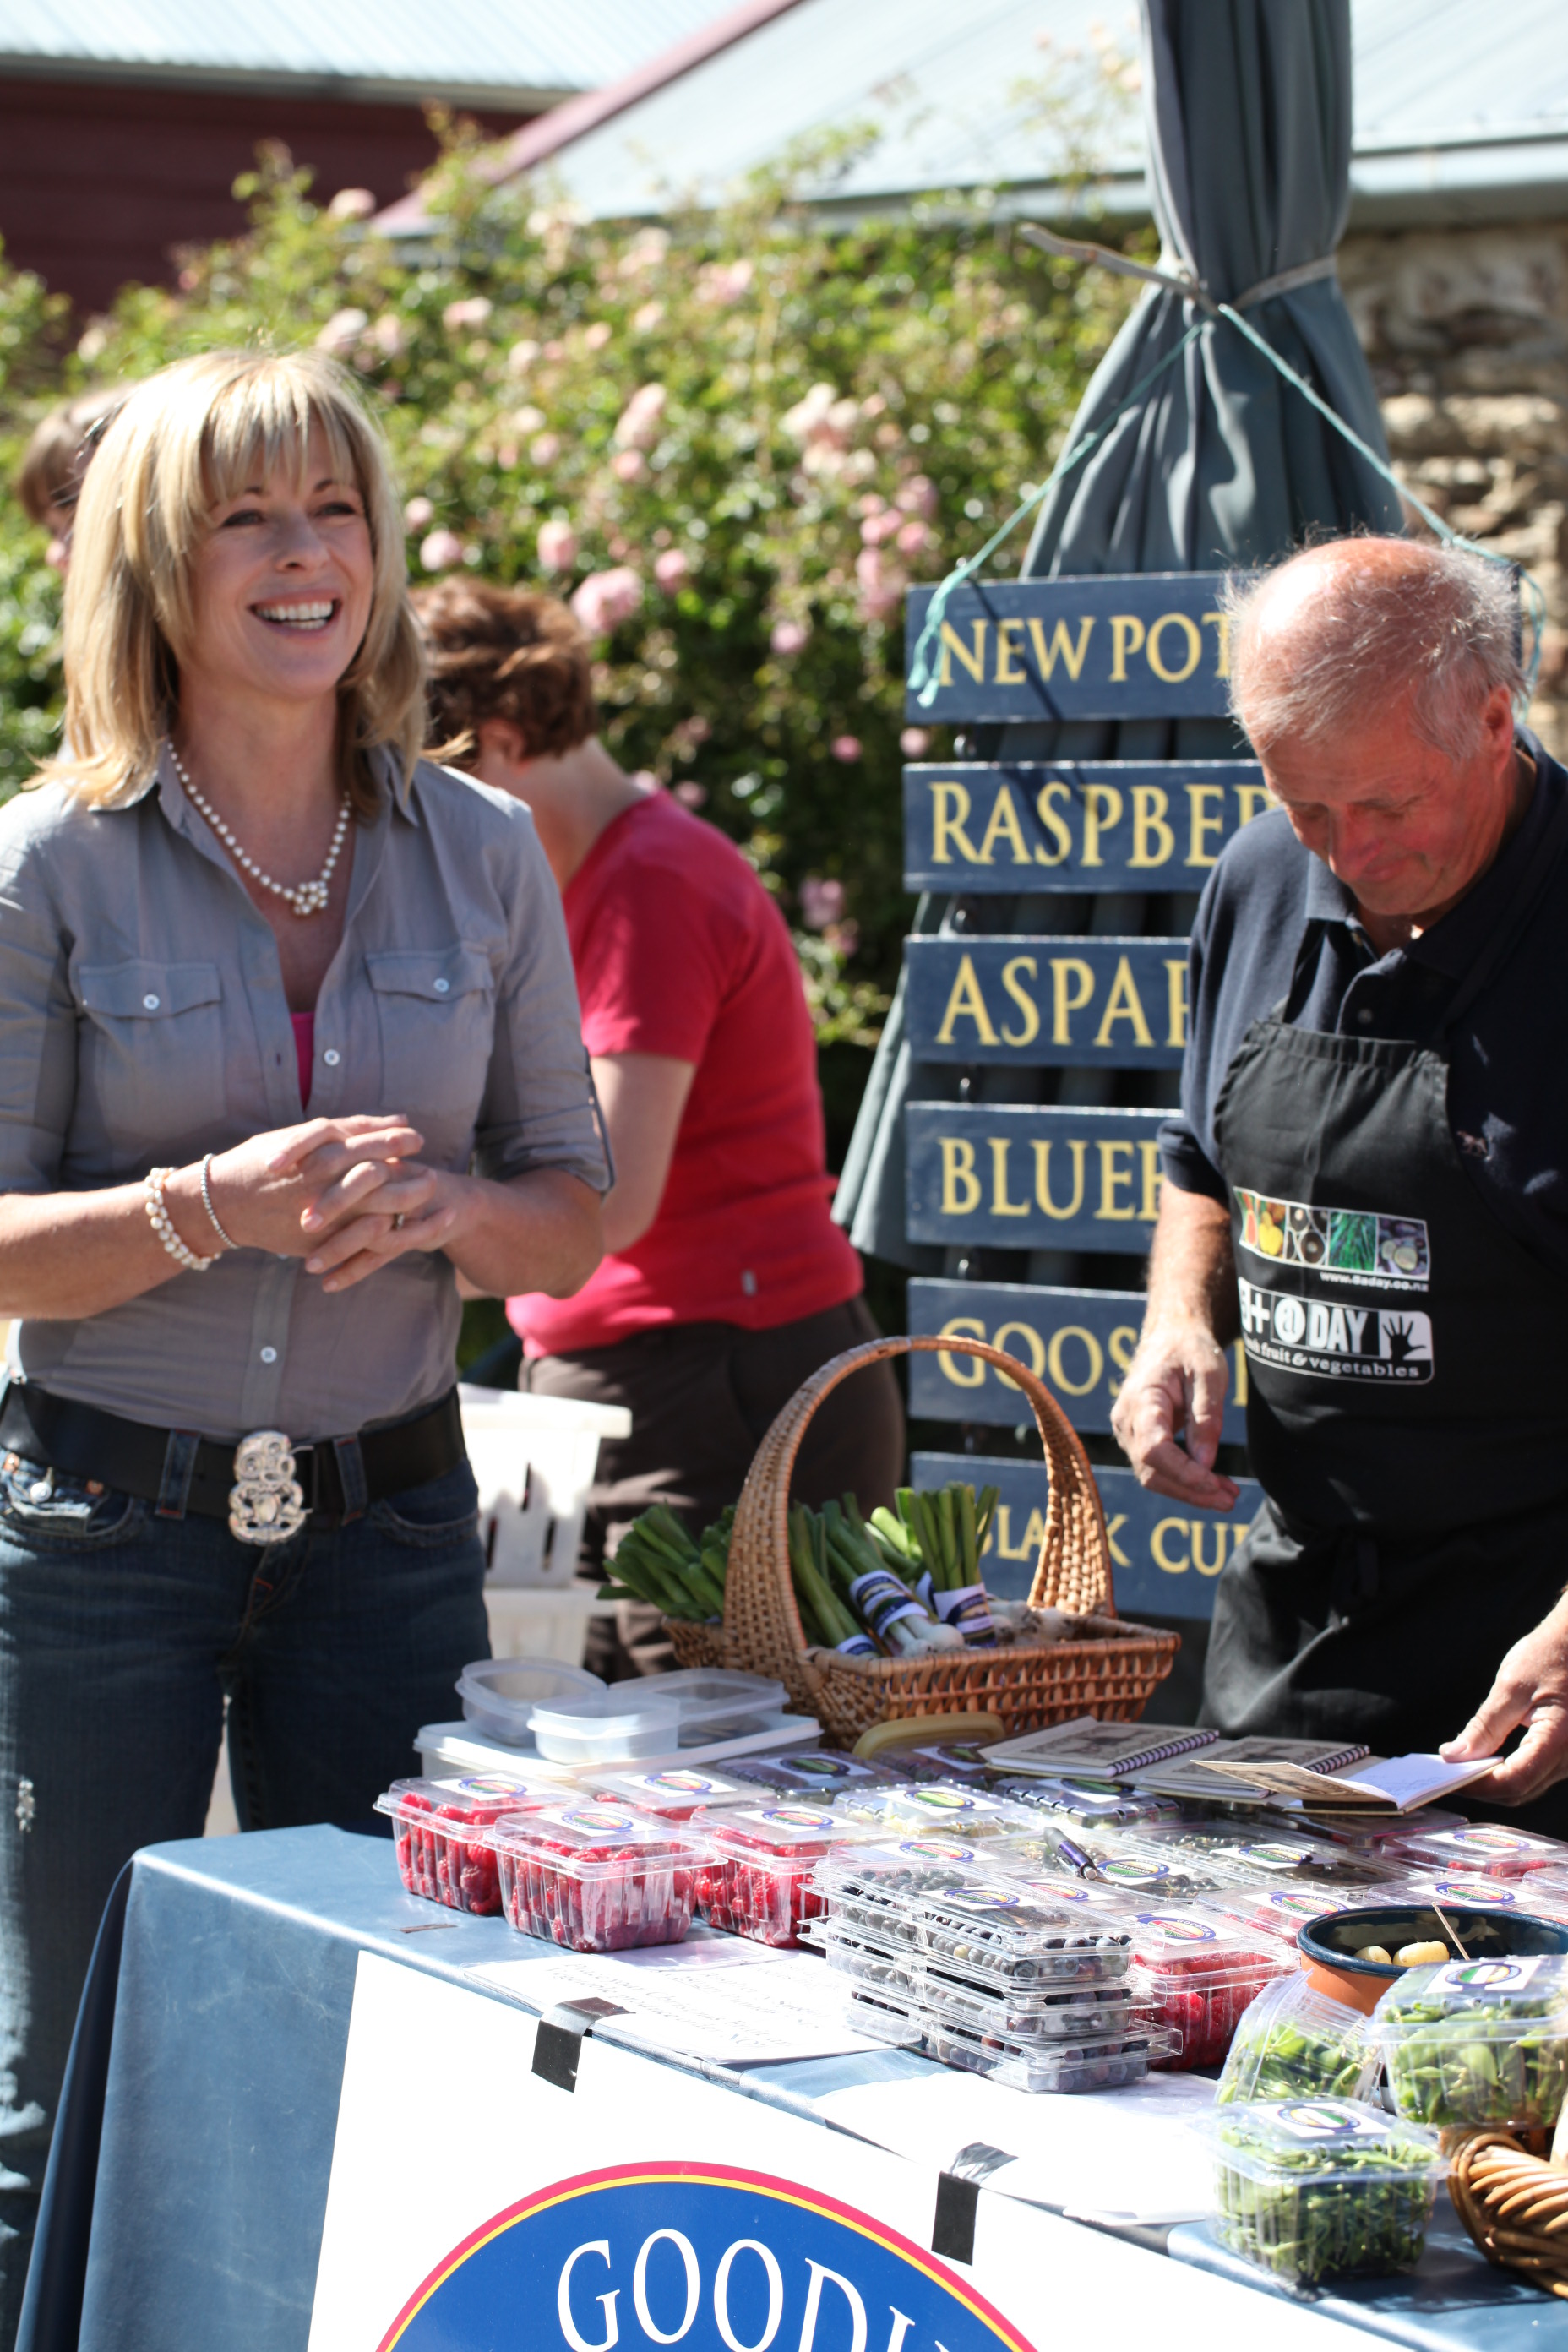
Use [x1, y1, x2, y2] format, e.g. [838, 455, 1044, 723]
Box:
[869, 1483, 1000, 1645]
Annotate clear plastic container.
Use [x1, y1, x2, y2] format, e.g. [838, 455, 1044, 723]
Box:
[914, 1881, 1134, 1986]
[724, 1749, 903, 1798]
[648, 1669, 790, 1740]
[1375, 1953, 1568, 2126]
[819, 1926, 1136, 2039]
[376, 1772, 560, 1914]
[1042, 1833, 1240, 1903]
[811, 1838, 989, 1946]
[1217, 1973, 1378, 2106]
[1127, 1908, 1293, 2069]
[1202, 1882, 1351, 1949]
[829, 1781, 1037, 1843]
[1387, 1823, 1568, 1879]
[846, 1981, 1179, 2092]
[1205, 2099, 1446, 2284]
[990, 1777, 1179, 1830]
[455, 1656, 605, 1747]
[530, 1686, 684, 1765]
[690, 1804, 864, 1946]
[490, 1801, 703, 1951]
[1133, 1821, 1381, 1886]
[590, 1764, 762, 1820]
[1402, 1873, 1559, 1919]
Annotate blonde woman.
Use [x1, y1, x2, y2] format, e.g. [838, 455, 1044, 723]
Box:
[0, 349, 605, 2338]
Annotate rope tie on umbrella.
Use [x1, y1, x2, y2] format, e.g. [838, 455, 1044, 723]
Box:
[906, 223, 1546, 710]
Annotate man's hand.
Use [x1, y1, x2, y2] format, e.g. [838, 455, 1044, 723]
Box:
[1441, 1596, 1568, 1805]
[1112, 1320, 1240, 1511]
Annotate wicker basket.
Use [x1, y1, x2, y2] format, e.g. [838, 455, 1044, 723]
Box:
[1448, 2127, 1568, 2296]
[663, 1332, 1178, 1747]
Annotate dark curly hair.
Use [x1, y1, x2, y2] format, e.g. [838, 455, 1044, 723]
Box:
[411, 578, 597, 763]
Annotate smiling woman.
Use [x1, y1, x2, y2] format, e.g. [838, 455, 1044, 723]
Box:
[0, 348, 608, 2338]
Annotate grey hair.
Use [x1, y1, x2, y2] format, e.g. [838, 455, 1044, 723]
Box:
[1222, 539, 1523, 764]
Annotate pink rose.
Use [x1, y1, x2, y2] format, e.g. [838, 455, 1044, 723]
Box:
[860, 509, 902, 547]
[673, 781, 708, 808]
[855, 545, 905, 623]
[654, 548, 689, 591]
[327, 188, 376, 222]
[900, 727, 931, 757]
[634, 302, 665, 332]
[698, 259, 754, 305]
[571, 566, 643, 637]
[612, 449, 647, 482]
[403, 495, 434, 531]
[830, 736, 863, 765]
[583, 321, 612, 350]
[537, 520, 577, 573]
[896, 475, 939, 520]
[370, 313, 406, 357]
[315, 308, 368, 357]
[530, 433, 562, 467]
[420, 529, 466, 572]
[613, 383, 667, 450]
[443, 296, 493, 333]
[896, 518, 934, 555]
[800, 876, 847, 928]
[770, 619, 810, 656]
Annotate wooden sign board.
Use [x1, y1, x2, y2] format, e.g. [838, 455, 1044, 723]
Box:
[906, 937, 1188, 1069]
[907, 1277, 1249, 1446]
[902, 762, 1270, 893]
[905, 574, 1235, 721]
[912, 1450, 1260, 1620]
[906, 1102, 1166, 1253]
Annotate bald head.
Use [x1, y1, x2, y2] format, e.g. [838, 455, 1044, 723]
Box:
[1227, 536, 1522, 765]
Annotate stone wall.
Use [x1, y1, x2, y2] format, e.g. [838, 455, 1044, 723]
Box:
[1339, 224, 1568, 752]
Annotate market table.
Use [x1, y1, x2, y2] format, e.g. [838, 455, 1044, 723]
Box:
[16, 1829, 1558, 2352]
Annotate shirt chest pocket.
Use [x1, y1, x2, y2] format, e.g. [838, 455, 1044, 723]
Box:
[76, 961, 226, 1151]
[365, 945, 496, 1126]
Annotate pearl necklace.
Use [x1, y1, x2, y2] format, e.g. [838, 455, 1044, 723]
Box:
[168, 743, 351, 918]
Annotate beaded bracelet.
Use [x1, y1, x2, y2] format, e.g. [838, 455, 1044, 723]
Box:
[199, 1152, 239, 1251]
[144, 1164, 220, 1272]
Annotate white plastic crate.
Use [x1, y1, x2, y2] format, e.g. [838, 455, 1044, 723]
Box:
[459, 1382, 630, 1589]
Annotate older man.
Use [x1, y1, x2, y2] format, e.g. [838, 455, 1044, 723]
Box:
[1113, 536, 1568, 1826]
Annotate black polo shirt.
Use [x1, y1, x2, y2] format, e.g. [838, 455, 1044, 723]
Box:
[1159, 732, 1568, 1278]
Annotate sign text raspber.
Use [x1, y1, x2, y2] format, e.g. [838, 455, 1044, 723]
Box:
[902, 762, 1270, 893]
[905, 573, 1239, 722]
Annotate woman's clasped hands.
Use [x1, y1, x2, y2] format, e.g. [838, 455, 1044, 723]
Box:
[166, 1113, 459, 1293]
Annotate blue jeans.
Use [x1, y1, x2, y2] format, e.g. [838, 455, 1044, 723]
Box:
[0, 1450, 488, 2344]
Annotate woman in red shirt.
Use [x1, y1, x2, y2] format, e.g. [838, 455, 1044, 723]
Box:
[415, 580, 903, 1671]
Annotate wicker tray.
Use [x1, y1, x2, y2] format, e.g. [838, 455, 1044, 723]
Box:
[663, 1332, 1178, 1747]
[1448, 2127, 1568, 2296]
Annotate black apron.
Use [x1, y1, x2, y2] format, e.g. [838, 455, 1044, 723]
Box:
[1205, 792, 1568, 1822]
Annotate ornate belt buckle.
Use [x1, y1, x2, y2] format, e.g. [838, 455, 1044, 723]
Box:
[229, 1429, 308, 1545]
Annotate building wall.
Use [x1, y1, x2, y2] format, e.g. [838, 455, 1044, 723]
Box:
[0, 77, 529, 314]
[1341, 223, 1568, 753]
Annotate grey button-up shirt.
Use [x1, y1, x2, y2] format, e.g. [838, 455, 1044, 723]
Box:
[0, 747, 607, 1441]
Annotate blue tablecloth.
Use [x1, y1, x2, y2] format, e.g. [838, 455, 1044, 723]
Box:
[16, 1827, 1560, 2352]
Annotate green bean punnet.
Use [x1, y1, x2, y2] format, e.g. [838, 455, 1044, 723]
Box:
[1375, 1956, 1568, 2129]
[1217, 1974, 1377, 2107]
[1208, 2099, 1446, 2286]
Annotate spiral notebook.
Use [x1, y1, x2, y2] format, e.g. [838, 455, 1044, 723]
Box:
[982, 1718, 1222, 1778]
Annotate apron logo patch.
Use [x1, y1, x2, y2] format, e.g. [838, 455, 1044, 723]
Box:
[1234, 1190, 1430, 1290]
[1239, 1277, 1434, 1382]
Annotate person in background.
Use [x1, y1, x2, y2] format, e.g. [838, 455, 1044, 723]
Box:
[15, 385, 125, 572]
[414, 579, 905, 1675]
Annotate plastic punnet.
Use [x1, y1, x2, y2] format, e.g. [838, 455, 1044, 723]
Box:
[1217, 1974, 1378, 2106]
[846, 1982, 1179, 2092]
[829, 1781, 1037, 1842]
[1128, 1908, 1293, 2069]
[530, 1687, 683, 1765]
[1206, 2099, 1446, 2284]
[376, 1772, 561, 1914]
[819, 1926, 1137, 2039]
[724, 1750, 904, 1797]
[489, 1801, 702, 1952]
[811, 1838, 989, 1946]
[1387, 1824, 1568, 1879]
[990, 1778, 1179, 1830]
[1375, 1954, 1568, 2127]
[1202, 1884, 1352, 1948]
[591, 1765, 761, 1820]
[691, 1804, 869, 1946]
[455, 1657, 604, 1745]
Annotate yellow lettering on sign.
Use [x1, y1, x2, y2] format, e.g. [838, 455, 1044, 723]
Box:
[999, 956, 1040, 1047]
[1108, 1323, 1138, 1399]
[1187, 783, 1227, 868]
[1202, 610, 1233, 678]
[1034, 1139, 1086, 1220]
[1233, 1340, 1250, 1408]
[1050, 957, 1094, 1044]
[1016, 1507, 1048, 1561]
[1034, 781, 1072, 866]
[1082, 784, 1123, 867]
[991, 1320, 1045, 1396]
[1104, 1512, 1130, 1570]
[1165, 957, 1189, 1049]
[1097, 1140, 1135, 1221]
[939, 619, 987, 685]
[1109, 614, 1146, 681]
[936, 1317, 986, 1389]
[939, 1137, 979, 1215]
[1191, 1521, 1229, 1575]
[1047, 1325, 1104, 1398]
[929, 781, 978, 864]
[993, 1505, 1041, 1561]
[1152, 1518, 1191, 1573]
[994, 618, 1027, 683]
[1130, 785, 1174, 869]
[1146, 612, 1202, 684]
[989, 1138, 1030, 1217]
[1140, 1140, 1163, 1222]
[977, 786, 1031, 867]
[934, 954, 999, 1046]
[1235, 782, 1274, 826]
[1094, 956, 1154, 1048]
[1026, 614, 1094, 682]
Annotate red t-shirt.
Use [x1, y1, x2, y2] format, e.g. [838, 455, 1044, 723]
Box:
[511, 792, 862, 1356]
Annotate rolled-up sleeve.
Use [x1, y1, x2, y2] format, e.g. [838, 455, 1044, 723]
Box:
[471, 818, 610, 1192]
[0, 820, 75, 1195]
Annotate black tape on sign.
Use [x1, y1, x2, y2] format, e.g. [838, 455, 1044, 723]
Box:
[531, 1998, 628, 2092]
[932, 2174, 979, 2266]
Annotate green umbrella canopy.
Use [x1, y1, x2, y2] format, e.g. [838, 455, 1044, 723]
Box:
[836, 0, 1403, 1271]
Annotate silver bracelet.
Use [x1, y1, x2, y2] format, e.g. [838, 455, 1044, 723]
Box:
[199, 1152, 239, 1251]
[144, 1165, 219, 1272]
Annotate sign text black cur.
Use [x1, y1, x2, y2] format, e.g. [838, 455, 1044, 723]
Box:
[902, 764, 1270, 893]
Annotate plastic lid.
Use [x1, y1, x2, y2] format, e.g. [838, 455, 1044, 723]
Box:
[1374, 1952, 1568, 2034]
[814, 1837, 987, 1903]
[1206, 1885, 1350, 1939]
[1130, 1908, 1286, 1972]
[899, 1742, 999, 1781]
[831, 1783, 1037, 1839]
[993, 1778, 1170, 1827]
[1391, 1825, 1568, 1872]
[376, 1772, 559, 1823]
[593, 1766, 760, 1817]
[456, 1656, 605, 1740]
[917, 1882, 1135, 1962]
[490, 1800, 700, 1861]
[693, 1802, 852, 1857]
[725, 1750, 899, 1793]
[1217, 1973, 1377, 2107]
[1204, 2098, 1445, 2185]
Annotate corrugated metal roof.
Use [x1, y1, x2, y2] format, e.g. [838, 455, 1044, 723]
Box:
[0, 0, 726, 101]
[499, 0, 1568, 224]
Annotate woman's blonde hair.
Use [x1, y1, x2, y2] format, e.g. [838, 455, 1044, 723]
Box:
[45, 347, 426, 813]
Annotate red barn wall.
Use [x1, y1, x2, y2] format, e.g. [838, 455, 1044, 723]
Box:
[0, 77, 531, 313]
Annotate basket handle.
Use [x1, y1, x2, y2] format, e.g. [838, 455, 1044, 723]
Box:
[722, 1333, 1116, 1686]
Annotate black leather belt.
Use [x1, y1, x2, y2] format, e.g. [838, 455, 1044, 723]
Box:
[0, 1378, 466, 1534]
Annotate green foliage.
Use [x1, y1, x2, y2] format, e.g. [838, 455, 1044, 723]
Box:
[0, 132, 1137, 1021]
